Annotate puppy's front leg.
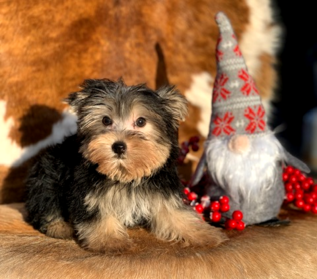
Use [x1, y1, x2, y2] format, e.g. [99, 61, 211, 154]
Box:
[75, 215, 132, 253]
[151, 200, 227, 247]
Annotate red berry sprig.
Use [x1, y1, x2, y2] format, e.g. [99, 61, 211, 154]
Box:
[283, 166, 317, 214]
[225, 210, 245, 231]
[210, 196, 245, 231]
[183, 182, 246, 231]
[179, 136, 246, 230]
[177, 136, 200, 165]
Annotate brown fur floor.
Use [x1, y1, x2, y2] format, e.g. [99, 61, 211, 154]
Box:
[1, 203, 317, 278]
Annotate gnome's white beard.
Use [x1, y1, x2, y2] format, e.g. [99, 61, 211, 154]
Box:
[205, 134, 286, 203]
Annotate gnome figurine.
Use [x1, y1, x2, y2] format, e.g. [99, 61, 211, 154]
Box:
[191, 12, 310, 225]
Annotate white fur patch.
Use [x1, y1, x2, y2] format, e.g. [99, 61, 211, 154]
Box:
[0, 101, 25, 166]
[184, 72, 214, 138]
[0, 100, 77, 167]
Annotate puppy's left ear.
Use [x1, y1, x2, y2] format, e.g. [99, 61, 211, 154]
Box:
[157, 85, 188, 126]
[63, 91, 90, 114]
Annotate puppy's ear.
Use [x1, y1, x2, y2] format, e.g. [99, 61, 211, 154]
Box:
[63, 91, 90, 114]
[157, 85, 188, 125]
[63, 79, 98, 113]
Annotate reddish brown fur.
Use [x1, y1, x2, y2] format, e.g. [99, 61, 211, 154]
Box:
[0, 0, 280, 203]
[1, 203, 317, 278]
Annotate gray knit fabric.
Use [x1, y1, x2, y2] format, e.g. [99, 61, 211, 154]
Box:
[210, 12, 268, 137]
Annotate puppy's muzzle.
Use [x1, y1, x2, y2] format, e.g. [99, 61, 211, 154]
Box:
[112, 141, 127, 156]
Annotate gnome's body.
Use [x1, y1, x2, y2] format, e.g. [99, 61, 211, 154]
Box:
[192, 12, 309, 225]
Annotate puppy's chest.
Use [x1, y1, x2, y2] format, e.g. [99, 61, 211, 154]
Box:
[84, 184, 154, 227]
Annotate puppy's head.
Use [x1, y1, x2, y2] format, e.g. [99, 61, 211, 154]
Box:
[65, 78, 188, 183]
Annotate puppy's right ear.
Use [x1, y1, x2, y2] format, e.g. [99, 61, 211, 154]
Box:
[63, 91, 90, 114]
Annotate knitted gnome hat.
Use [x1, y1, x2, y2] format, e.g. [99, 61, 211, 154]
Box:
[210, 12, 268, 138]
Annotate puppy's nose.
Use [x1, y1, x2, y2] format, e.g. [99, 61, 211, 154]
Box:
[112, 141, 127, 155]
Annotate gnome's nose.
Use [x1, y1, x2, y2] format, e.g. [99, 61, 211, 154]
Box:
[112, 141, 127, 155]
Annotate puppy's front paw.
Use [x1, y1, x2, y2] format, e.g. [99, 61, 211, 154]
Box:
[182, 222, 228, 248]
[46, 220, 74, 239]
[152, 207, 228, 248]
[77, 216, 133, 254]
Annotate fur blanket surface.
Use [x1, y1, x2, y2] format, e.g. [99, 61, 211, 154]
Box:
[1, 203, 317, 279]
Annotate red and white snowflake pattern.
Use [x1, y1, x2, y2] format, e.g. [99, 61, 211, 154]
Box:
[213, 73, 231, 103]
[216, 36, 223, 61]
[232, 35, 242, 57]
[212, 112, 235, 136]
[233, 45, 242, 57]
[238, 69, 259, 96]
[244, 106, 266, 133]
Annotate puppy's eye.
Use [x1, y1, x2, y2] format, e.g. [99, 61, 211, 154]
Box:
[102, 116, 113, 126]
[135, 117, 146, 127]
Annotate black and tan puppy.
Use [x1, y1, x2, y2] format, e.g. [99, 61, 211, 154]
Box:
[25, 79, 226, 253]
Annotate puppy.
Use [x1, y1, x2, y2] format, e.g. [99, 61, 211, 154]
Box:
[25, 79, 227, 253]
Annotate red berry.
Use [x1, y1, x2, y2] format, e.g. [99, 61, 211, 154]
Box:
[210, 201, 220, 211]
[295, 199, 304, 208]
[282, 173, 289, 182]
[220, 203, 230, 212]
[311, 204, 317, 214]
[225, 219, 237, 230]
[307, 177, 314, 185]
[181, 179, 188, 186]
[210, 211, 222, 222]
[236, 221, 245, 231]
[232, 210, 243, 221]
[305, 194, 314, 205]
[187, 192, 198, 201]
[195, 204, 204, 214]
[181, 141, 189, 148]
[183, 187, 190, 195]
[301, 181, 310, 191]
[285, 192, 295, 202]
[219, 196, 230, 204]
[303, 204, 311, 212]
[310, 193, 317, 200]
[294, 191, 304, 200]
[294, 169, 301, 176]
[191, 143, 199, 152]
[181, 146, 190, 155]
[177, 156, 185, 165]
[284, 182, 293, 192]
[298, 174, 306, 182]
[293, 183, 301, 191]
[189, 136, 200, 144]
[313, 185, 317, 193]
[285, 166, 294, 174]
[289, 175, 297, 183]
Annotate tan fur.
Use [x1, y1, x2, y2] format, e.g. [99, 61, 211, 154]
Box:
[151, 200, 226, 247]
[85, 132, 170, 182]
[76, 215, 132, 253]
[46, 219, 74, 240]
[1, 204, 317, 278]
[83, 185, 226, 251]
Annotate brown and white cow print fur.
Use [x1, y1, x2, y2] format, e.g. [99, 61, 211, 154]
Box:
[0, 0, 282, 203]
